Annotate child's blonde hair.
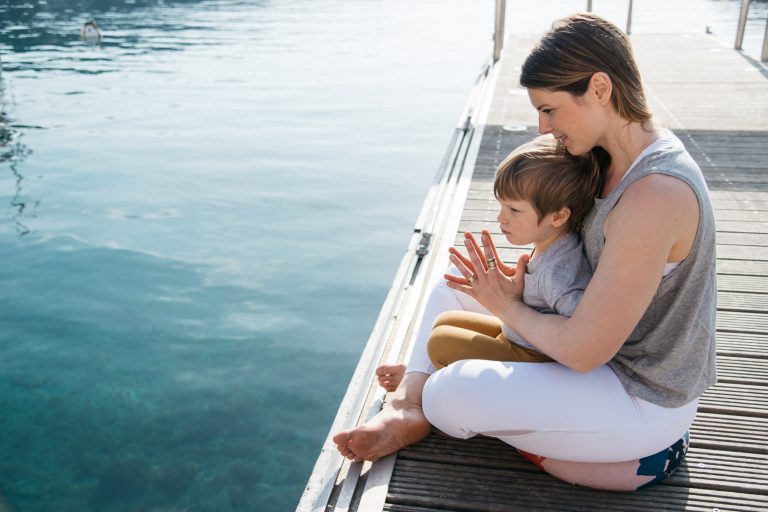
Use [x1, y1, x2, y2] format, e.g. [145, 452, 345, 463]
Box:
[494, 135, 603, 232]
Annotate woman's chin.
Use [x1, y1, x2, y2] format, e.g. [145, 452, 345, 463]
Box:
[565, 144, 582, 155]
[565, 142, 592, 156]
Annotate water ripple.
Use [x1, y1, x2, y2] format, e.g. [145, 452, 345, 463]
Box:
[1, 0, 231, 74]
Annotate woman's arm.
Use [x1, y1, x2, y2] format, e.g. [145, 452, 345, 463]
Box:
[449, 174, 700, 372]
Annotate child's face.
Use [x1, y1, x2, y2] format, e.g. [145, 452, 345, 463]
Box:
[496, 198, 563, 248]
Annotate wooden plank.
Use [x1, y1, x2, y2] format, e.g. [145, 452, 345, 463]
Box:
[387, 458, 768, 512]
[385, 488, 768, 512]
[717, 331, 768, 358]
[717, 275, 768, 294]
[716, 210, 768, 221]
[713, 200, 768, 210]
[716, 245, 768, 261]
[716, 355, 768, 384]
[356, 454, 398, 512]
[699, 382, 768, 417]
[718, 292, 768, 313]
[717, 232, 768, 246]
[643, 448, 767, 492]
[710, 191, 768, 201]
[716, 311, 768, 333]
[462, 198, 501, 210]
[717, 259, 768, 276]
[399, 432, 768, 486]
[385, 500, 767, 512]
[717, 220, 768, 234]
[704, 181, 768, 192]
[690, 412, 768, 454]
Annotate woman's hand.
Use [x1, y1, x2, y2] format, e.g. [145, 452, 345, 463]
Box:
[446, 229, 516, 277]
[444, 230, 529, 317]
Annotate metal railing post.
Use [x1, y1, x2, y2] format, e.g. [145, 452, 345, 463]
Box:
[762, 17, 768, 61]
[493, 0, 506, 63]
[735, 0, 751, 49]
[587, 0, 593, 12]
[626, 0, 634, 35]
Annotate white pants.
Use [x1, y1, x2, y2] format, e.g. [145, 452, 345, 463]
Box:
[409, 271, 698, 463]
[407, 267, 489, 375]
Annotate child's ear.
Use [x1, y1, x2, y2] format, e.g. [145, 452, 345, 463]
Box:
[551, 207, 571, 228]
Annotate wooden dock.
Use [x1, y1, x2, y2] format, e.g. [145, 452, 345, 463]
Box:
[299, 32, 768, 512]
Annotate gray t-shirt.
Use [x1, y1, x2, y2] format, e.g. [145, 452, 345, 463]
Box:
[582, 131, 717, 407]
[501, 232, 591, 350]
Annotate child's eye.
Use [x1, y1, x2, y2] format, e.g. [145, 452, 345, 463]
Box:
[542, 109, 553, 115]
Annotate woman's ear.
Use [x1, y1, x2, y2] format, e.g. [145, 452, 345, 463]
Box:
[589, 72, 613, 105]
[551, 207, 572, 228]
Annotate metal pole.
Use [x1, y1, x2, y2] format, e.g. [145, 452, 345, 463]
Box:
[493, 0, 506, 63]
[735, 0, 750, 50]
[626, 0, 634, 35]
[587, 0, 592, 12]
[762, 17, 768, 61]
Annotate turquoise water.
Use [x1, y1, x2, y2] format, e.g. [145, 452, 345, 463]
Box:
[0, 1, 765, 511]
[0, 1, 494, 510]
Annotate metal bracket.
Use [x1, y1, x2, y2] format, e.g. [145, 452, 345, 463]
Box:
[416, 232, 432, 256]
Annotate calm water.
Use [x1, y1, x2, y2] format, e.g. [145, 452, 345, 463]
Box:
[0, 1, 765, 511]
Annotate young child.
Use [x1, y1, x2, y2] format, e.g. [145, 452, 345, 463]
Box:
[427, 135, 603, 369]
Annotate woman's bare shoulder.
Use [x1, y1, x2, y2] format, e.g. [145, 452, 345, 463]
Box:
[610, 173, 698, 229]
[605, 172, 700, 263]
[624, 172, 698, 204]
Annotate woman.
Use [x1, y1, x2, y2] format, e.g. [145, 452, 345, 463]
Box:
[334, 13, 716, 490]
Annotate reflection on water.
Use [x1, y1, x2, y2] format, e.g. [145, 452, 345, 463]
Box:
[0, 87, 33, 235]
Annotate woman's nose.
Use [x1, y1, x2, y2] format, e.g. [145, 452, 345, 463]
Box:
[538, 113, 551, 135]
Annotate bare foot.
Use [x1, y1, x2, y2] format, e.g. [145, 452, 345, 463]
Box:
[376, 363, 406, 392]
[333, 372, 431, 461]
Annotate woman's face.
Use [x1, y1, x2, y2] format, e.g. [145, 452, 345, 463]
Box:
[527, 87, 607, 156]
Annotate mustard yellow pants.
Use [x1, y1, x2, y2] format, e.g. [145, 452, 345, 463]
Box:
[427, 310, 552, 370]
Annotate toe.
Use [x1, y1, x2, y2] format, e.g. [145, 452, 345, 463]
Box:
[376, 363, 404, 376]
[375, 365, 392, 376]
[333, 431, 353, 455]
[333, 431, 350, 444]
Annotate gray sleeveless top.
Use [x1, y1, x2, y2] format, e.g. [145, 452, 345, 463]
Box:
[582, 132, 717, 407]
